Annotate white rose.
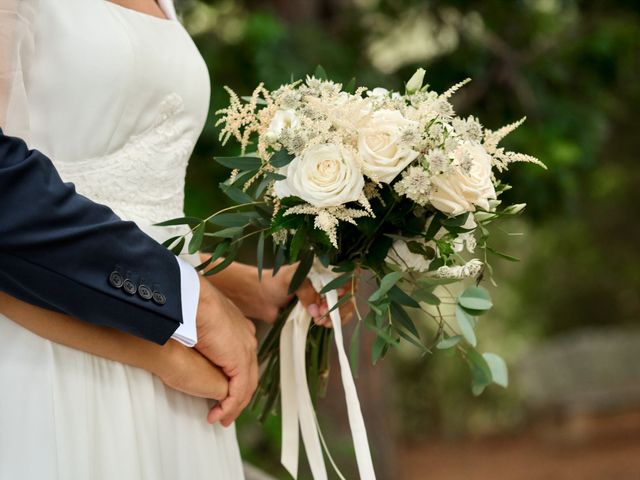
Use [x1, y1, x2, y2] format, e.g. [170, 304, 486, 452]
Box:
[273, 144, 364, 208]
[266, 109, 299, 139]
[357, 109, 419, 183]
[429, 142, 496, 216]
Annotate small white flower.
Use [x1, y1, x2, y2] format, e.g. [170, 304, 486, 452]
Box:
[406, 67, 426, 94]
[367, 87, 390, 98]
[266, 109, 300, 139]
[435, 259, 483, 279]
[394, 166, 432, 206]
[273, 143, 365, 208]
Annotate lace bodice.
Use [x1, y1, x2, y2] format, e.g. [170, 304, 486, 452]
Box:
[3, 0, 211, 232]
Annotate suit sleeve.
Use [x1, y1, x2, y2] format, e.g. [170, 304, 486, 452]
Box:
[0, 131, 185, 344]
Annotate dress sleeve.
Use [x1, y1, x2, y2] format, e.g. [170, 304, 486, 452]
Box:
[0, 0, 39, 140]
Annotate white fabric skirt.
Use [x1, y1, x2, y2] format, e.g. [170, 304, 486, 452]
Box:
[0, 315, 245, 480]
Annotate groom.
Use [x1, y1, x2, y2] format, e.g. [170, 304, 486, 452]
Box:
[0, 130, 257, 426]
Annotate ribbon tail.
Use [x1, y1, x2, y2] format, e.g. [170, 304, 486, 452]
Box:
[324, 282, 377, 480]
[280, 308, 300, 478]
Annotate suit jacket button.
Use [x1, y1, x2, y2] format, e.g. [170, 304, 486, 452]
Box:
[109, 271, 124, 289]
[123, 279, 136, 295]
[138, 284, 153, 300]
[152, 291, 166, 306]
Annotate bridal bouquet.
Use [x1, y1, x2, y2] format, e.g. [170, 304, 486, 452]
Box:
[167, 66, 544, 479]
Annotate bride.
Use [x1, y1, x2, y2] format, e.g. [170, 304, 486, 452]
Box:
[0, 0, 349, 478]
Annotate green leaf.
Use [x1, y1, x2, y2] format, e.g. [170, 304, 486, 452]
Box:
[320, 272, 353, 294]
[270, 149, 295, 168]
[314, 64, 328, 80]
[211, 226, 244, 238]
[394, 325, 429, 353]
[327, 292, 353, 315]
[390, 302, 420, 338]
[436, 335, 462, 350]
[424, 213, 443, 241]
[289, 227, 305, 262]
[344, 77, 356, 93]
[208, 212, 260, 227]
[487, 246, 520, 262]
[155, 216, 202, 227]
[215, 155, 262, 170]
[442, 212, 470, 227]
[188, 222, 205, 254]
[264, 171, 287, 181]
[413, 287, 441, 306]
[467, 349, 493, 396]
[220, 184, 254, 204]
[349, 320, 361, 376]
[288, 251, 314, 294]
[369, 271, 403, 303]
[209, 239, 231, 262]
[272, 244, 286, 276]
[169, 237, 185, 255]
[455, 304, 477, 347]
[371, 334, 387, 365]
[162, 235, 182, 248]
[458, 286, 493, 311]
[257, 231, 265, 281]
[483, 353, 509, 388]
[388, 285, 420, 309]
[195, 256, 213, 272]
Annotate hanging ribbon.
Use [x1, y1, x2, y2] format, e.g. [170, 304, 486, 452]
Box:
[279, 262, 377, 480]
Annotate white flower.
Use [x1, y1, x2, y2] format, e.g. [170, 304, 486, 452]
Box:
[386, 239, 432, 272]
[406, 67, 426, 94]
[367, 87, 390, 98]
[435, 259, 483, 279]
[429, 142, 496, 215]
[453, 215, 477, 253]
[394, 166, 431, 206]
[357, 109, 420, 183]
[273, 144, 365, 208]
[266, 109, 299, 139]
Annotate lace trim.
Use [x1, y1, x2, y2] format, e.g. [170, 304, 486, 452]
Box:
[55, 93, 194, 224]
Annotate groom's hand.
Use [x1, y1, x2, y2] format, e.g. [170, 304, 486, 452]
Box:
[195, 276, 258, 426]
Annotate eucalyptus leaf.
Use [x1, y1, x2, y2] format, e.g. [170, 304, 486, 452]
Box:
[169, 237, 185, 256]
[288, 251, 314, 294]
[162, 235, 181, 248]
[272, 244, 286, 276]
[208, 212, 260, 227]
[458, 286, 493, 311]
[188, 222, 205, 254]
[388, 285, 420, 309]
[413, 288, 441, 305]
[349, 320, 361, 376]
[289, 227, 305, 262]
[257, 231, 265, 281]
[211, 226, 244, 238]
[390, 302, 420, 338]
[467, 348, 493, 396]
[436, 335, 462, 350]
[320, 272, 353, 294]
[456, 304, 477, 346]
[220, 184, 254, 204]
[155, 216, 202, 227]
[369, 271, 403, 303]
[327, 292, 352, 315]
[215, 155, 262, 170]
[482, 352, 509, 388]
[270, 149, 295, 168]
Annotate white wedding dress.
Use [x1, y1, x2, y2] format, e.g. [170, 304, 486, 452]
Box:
[0, 0, 245, 478]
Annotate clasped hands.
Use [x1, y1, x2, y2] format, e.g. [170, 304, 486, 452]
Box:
[158, 263, 356, 426]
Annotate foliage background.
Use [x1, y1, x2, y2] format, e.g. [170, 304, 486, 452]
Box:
[177, 0, 640, 477]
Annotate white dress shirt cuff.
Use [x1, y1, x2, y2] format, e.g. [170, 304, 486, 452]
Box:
[171, 256, 199, 347]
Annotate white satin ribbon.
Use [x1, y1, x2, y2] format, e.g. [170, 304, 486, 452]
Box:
[279, 263, 377, 480]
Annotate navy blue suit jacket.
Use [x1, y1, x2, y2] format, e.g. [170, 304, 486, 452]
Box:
[0, 130, 184, 344]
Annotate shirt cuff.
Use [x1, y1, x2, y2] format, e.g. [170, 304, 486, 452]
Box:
[171, 256, 199, 347]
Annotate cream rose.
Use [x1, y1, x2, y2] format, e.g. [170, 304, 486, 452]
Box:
[265, 109, 299, 140]
[429, 142, 496, 215]
[272, 144, 364, 208]
[357, 109, 419, 183]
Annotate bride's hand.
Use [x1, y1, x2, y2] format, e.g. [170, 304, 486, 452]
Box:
[156, 341, 229, 401]
[262, 264, 357, 328]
